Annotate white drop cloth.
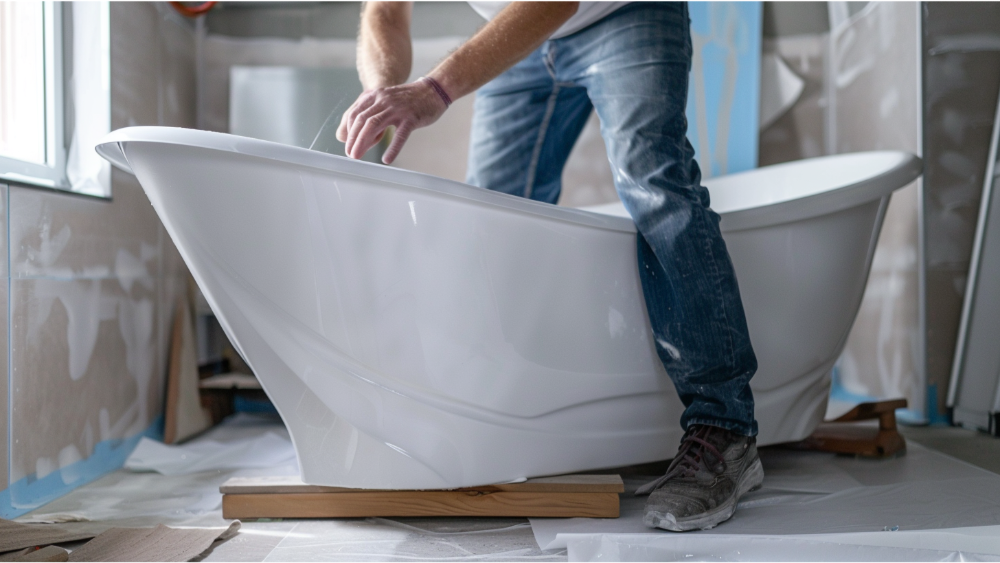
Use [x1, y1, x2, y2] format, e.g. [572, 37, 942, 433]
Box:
[19, 412, 1000, 561]
[531, 443, 1000, 561]
[566, 527, 1000, 562]
[125, 432, 295, 476]
[19, 413, 560, 562]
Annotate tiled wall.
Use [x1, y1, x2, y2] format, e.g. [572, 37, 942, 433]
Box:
[0, 3, 194, 517]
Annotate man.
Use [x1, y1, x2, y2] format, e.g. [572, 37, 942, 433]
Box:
[336, 1, 762, 532]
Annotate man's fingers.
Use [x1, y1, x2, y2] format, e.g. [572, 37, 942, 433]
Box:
[336, 108, 351, 142]
[351, 110, 392, 159]
[346, 102, 384, 156]
[382, 122, 412, 164]
[342, 94, 375, 153]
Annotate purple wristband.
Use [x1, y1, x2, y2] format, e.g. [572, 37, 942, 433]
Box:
[420, 76, 452, 107]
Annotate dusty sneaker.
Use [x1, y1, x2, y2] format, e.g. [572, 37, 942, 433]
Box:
[636, 424, 764, 532]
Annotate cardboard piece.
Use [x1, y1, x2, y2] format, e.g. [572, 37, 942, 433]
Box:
[67, 522, 239, 562]
[0, 519, 95, 554]
[0, 546, 70, 562]
[164, 297, 213, 444]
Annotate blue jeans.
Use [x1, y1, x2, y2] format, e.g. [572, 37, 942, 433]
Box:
[466, 2, 758, 436]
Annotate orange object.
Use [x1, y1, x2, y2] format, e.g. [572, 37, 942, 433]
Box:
[169, 1, 216, 17]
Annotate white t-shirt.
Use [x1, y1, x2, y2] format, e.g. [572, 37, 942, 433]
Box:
[467, 2, 630, 39]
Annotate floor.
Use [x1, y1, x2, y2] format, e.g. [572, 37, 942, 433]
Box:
[15, 415, 1000, 562]
[900, 424, 1000, 475]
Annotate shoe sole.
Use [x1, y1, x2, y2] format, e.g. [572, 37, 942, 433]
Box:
[643, 455, 765, 532]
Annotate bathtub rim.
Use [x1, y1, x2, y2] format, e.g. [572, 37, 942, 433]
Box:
[97, 126, 921, 233]
[98, 126, 636, 234]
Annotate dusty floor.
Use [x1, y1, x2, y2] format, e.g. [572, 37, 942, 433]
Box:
[16, 416, 1000, 562]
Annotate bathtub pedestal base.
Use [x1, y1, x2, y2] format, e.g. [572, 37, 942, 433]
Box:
[796, 399, 908, 458]
[220, 475, 624, 520]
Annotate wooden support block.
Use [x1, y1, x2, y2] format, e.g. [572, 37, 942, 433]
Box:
[798, 398, 908, 458]
[221, 475, 624, 520]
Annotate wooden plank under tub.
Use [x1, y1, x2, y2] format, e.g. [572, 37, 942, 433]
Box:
[220, 474, 624, 519]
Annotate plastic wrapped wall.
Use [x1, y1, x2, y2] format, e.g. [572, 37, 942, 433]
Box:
[830, 2, 923, 417]
[758, 3, 924, 417]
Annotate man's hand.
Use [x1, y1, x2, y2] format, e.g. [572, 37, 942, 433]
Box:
[340, 1, 578, 164]
[336, 79, 446, 164]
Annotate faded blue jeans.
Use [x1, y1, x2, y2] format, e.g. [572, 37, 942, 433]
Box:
[466, 2, 758, 436]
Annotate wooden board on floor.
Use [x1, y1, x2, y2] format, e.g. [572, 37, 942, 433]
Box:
[221, 475, 624, 519]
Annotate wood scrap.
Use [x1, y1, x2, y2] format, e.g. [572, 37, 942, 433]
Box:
[221, 474, 624, 519]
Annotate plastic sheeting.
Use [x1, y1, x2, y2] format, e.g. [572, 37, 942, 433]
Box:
[531, 443, 1000, 561]
[20, 412, 1000, 561]
[18, 414, 564, 561]
[19, 414, 298, 528]
[125, 432, 295, 476]
[566, 527, 1000, 562]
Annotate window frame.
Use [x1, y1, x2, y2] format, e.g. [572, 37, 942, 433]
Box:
[0, 1, 110, 198]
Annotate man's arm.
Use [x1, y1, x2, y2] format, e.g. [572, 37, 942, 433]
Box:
[356, 2, 413, 90]
[337, 2, 579, 164]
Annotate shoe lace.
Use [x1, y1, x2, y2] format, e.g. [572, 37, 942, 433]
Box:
[635, 425, 729, 495]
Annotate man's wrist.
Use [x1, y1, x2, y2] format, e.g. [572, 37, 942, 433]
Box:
[420, 76, 452, 108]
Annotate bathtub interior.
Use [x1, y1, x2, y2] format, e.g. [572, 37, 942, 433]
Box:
[581, 150, 917, 228]
[703, 151, 913, 214]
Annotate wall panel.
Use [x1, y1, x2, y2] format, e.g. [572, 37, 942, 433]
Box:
[0, 2, 195, 517]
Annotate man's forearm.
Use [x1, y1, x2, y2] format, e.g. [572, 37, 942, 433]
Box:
[338, 1, 579, 163]
[428, 2, 579, 100]
[358, 2, 414, 90]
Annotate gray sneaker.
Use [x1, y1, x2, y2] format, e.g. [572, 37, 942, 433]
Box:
[636, 424, 764, 532]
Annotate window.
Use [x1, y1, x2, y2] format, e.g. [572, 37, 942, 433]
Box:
[0, 1, 110, 197]
[0, 2, 46, 165]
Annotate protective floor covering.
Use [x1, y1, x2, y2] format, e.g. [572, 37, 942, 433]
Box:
[530, 444, 1000, 561]
[18, 414, 563, 561]
[15, 413, 1000, 561]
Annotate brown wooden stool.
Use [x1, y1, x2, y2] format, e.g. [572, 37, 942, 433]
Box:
[797, 398, 908, 458]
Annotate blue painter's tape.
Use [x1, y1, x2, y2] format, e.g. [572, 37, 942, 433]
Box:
[829, 365, 880, 404]
[0, 416, 163, 519]
[926, 384, 951, 426]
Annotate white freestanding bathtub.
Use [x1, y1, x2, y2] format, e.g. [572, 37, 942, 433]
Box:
[97, 127, 920, 489]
